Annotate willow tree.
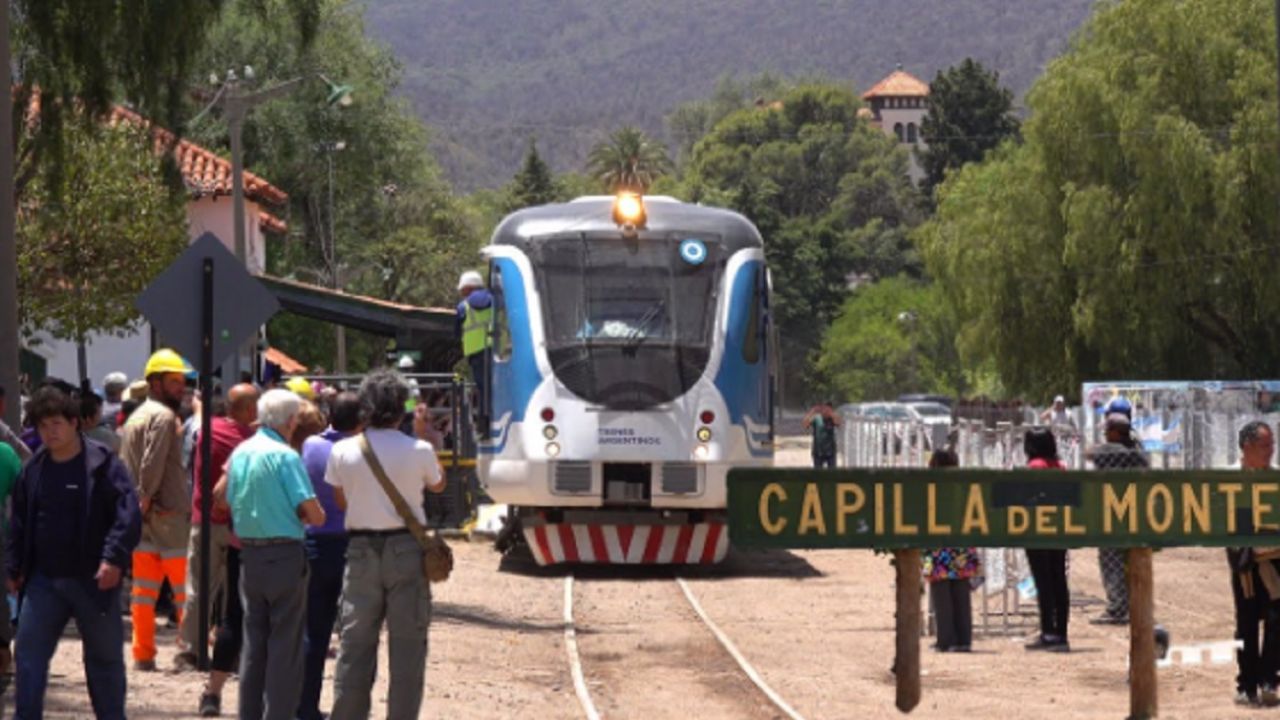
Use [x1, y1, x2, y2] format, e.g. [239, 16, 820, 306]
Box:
[918, 0, 1280, 397]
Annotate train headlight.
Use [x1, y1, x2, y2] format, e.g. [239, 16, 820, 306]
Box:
[612, 192, 646, 228]
[693, 444, 710, 461]
[546, 441, 561, 458]
[696, 427, 712, 442]
[543, 425, 558, 440]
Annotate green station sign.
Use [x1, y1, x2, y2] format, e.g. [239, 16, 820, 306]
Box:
[727, 468, 1280, 549]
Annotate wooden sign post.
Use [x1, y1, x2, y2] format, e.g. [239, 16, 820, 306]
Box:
[893, 549, 922, 714]
[1128, 548, 1157, 720]
[728, 468, 1280, 717]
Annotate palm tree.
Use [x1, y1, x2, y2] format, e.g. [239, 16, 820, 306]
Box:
[586, 126, 674, 194]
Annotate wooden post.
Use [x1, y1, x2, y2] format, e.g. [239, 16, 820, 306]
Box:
[1127, 547, 1157, 720]
[894, 549, 922, 714]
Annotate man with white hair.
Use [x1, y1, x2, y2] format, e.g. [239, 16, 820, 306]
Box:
[224, 389, 326, 720]
[101, 372, 128, 431]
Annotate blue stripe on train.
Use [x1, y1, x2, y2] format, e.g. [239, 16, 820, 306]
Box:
[713, 260, 772, 458]
[480, 258, 543, 455]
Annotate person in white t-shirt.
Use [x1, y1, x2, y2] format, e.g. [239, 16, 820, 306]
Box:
[325, 370, 445, 720]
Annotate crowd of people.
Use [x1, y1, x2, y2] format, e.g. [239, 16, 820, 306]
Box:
[819, 392, 1280, 708]
[0, 352, 449, 720]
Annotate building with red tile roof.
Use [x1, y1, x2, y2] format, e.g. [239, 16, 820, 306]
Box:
[107, 105, 288, 234]
[860, 66, 930, 183]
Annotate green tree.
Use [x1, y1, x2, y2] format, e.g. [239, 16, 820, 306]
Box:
[13, 1, 322, 181]
[666, 73, 789, 163]
[586, 126, 674, 193]
[17, 122, 187, 341]
[817, 277, 967, 401]
[918, 0, 1280, 398]
[508, 140, 559, 210]
[189, 0, 482, 370]
[917, 58, 1020, 196]
[683, 83, 924, 399]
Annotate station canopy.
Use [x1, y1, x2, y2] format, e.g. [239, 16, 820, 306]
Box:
[257, 275, 460, 371]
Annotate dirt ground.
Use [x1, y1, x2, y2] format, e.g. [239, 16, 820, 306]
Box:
[18, 439, 1255, 719]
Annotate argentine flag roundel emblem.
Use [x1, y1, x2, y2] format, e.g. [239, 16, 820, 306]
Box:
[679, 238, 707, 265]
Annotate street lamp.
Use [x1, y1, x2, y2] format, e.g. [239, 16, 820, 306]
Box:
[321, 139, 348, 372]
[200, 67, 353, 381]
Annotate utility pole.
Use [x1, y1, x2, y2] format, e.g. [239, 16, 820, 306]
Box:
[325, 140, 348, 373]
[0, 2, 20, 425]
[204, 70, 352, 381]
[218, 73, 304, 384]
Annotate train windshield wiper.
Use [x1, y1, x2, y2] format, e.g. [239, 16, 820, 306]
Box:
[623, 300, 665, 351]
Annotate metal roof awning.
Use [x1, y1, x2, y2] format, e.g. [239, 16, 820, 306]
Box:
[257, 275, 461, 370]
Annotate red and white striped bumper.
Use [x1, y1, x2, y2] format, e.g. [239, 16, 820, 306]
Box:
[524, 522, 729, 565]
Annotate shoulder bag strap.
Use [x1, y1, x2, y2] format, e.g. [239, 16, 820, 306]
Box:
[357, 432, 432, 549]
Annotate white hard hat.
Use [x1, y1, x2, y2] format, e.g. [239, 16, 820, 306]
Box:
[1054, 395, 1065, 404]
[103, 372, 128, 389]
[458, 270, 484, 291]
[397, 354, 415, 369]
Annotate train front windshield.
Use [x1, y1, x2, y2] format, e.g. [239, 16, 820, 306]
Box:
[532, 233, 725, 410]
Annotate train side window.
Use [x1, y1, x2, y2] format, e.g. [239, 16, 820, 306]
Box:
[490, 263, 512, 361]
[742, 266, 761, 364]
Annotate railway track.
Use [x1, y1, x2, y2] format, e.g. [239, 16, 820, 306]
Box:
[562, 573, 807, 720]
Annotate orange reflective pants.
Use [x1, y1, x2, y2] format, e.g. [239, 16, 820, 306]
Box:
[131, 549, 187, 662]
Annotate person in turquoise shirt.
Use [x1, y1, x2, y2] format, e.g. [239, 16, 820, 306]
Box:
[223, 389, 324, 720]
[0, 440, 19, 675]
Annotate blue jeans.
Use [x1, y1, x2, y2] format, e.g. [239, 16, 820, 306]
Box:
[298, 533, 348, 720]
[15, 572, 126, 720]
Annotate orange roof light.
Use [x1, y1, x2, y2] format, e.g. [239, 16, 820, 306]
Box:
[612, 192, 646, 229]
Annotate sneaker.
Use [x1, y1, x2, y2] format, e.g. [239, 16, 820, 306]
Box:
[132, 659, 157, 673]
[199, 693, 221, 717]
[1090, 614, 1128, 625]
[173, 651, 198, 672]
[1237, 690, 1260, 706]
[1046, 640, 1071, 653]
[1262, 685, 1279, 707]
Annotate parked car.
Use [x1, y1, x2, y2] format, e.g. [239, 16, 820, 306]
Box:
[898, 393, 954, 408]
[904, 401, 953, 450]
[904, 401, 953, 426]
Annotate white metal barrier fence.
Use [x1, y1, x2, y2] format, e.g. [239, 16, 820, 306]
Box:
[840, 414, 1068, 637]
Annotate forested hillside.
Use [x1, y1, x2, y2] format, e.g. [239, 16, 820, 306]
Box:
[364, 0, 1094, 189]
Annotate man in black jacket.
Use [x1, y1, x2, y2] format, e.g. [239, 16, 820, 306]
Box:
[8, 386, 142, 720]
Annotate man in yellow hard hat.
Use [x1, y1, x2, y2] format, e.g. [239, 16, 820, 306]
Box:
[119, 349, 194, 672]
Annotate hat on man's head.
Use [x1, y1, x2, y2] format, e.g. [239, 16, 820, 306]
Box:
[457, 270, 485, 292]
[103, 372, 128, 391]
[1054, 395, 1065, 404]
[1103, 396, 1133, 419]
[127, 380, 148, 402]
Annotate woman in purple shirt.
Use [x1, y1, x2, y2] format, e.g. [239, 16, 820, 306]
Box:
[297, 392, 362, 720]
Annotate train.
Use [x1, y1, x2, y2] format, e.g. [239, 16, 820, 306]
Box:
[477, 193, 777, 565]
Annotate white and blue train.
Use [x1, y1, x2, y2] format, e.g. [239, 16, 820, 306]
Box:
[477, 194, 777, 565]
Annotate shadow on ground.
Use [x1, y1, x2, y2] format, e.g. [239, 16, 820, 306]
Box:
[433, 601, 563, 634]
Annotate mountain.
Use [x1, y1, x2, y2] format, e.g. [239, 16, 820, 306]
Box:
[362, 0, 1096, 191]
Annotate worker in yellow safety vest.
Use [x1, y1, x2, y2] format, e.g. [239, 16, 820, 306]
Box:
[456, 271, 493, 425]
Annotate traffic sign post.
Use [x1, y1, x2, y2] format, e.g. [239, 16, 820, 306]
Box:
[727, 467, 1280, 718]
[136, 232, 280, 670]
